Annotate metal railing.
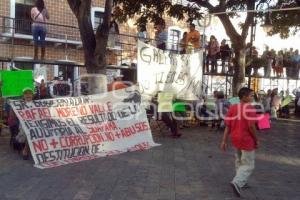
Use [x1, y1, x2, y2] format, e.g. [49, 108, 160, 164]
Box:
[0, 15, 190, 67]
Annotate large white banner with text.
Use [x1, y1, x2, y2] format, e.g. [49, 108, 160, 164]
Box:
[137, 41, 203, 100]
[10, 87, 159, 169]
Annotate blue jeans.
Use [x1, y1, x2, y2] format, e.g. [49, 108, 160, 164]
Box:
[32, 25, 46, 46]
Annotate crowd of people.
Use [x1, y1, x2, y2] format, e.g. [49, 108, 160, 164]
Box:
[136, 19, 300, 80]
[245, 45, 300, 78]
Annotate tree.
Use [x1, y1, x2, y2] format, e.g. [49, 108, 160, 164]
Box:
[67, 0, 113, 75]
[269, 0, 300, 38]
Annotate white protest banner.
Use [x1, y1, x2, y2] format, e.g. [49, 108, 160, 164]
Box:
[10, 86, 159, 169]
[137, 41, 203, 101]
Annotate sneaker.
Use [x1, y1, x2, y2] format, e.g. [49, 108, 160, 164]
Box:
[230, 182, 241, 197]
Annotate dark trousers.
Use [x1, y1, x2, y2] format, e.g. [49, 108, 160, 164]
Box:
[295, 98, 300, 117]
[206, 55, 218, 72]
[161, 112, 178, 135]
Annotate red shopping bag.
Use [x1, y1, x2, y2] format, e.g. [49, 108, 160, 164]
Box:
[257, 113, 271, 130]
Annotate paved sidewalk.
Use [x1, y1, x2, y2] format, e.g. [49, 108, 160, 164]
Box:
[0, 120, 299, 200]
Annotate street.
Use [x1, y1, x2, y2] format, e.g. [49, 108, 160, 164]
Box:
[0, 120, 299, 200]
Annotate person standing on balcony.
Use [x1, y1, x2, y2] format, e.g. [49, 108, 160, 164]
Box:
[31, 0, 49, 60]
[154, 21, 168, 50]
[220, 39, 231, 74]
[108, 14, 120, 48]
[179, 32, 187, 54]
[206, 35, 220, 73]
[186, 23, 200, 52]
[137, 24, 148, 43]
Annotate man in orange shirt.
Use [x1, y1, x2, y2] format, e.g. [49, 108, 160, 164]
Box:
[108, 74, 128, 91]
[186, 23, 201, 50]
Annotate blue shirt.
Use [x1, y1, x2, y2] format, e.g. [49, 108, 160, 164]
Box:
[155, 31, 168, 46]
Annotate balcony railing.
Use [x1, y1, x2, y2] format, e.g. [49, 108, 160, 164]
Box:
[0, 15, 189, 67]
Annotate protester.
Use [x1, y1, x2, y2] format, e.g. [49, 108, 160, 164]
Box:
[215, 91, 230, 129]
[108, 14, 120, 48]
[154, 22, 168, 50]
[290, 50, 300, 79]
[179, 32, 187, 54]
[150, 93, 181, 138]
[186, 23, 201, 51]
[31, 0, 49, 60]
[220, 39, 231, 74]
[261, 47, 273, 77]
[9, 87, 34, 160]
[136, 24, 148, 43]
[253, 92, 265, 114]
[209, 90, 218, 130]
[262, 89, 272, 114]
[273, 51, 284, 77]
[108, 74, 128, 91]
[206, 35, 220, 73]
[280, 90, 291, 118]
[8, 101, 20, 150]
[221, 87, 258, 197]
[293, 87, 300, 117]
[251, 46, 260, 76]
[39, 79, 47, 99]
[270, 88, 281, 119]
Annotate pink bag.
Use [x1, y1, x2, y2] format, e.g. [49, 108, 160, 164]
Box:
[257, 113, 271, 130]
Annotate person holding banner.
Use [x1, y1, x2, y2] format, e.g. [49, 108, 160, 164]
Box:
[153, 92, 181, 138]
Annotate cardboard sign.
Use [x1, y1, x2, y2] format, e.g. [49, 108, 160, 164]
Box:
[158, 93, 174, 112]
[257, 113, 271, 130]
[137, 41, 203, 101]
[281, 95, 293, 107]
[10, 87, 159, 169]
[1, 70, 34, 97]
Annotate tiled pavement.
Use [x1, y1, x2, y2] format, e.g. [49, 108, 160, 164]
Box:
[0, 120, 299, 200]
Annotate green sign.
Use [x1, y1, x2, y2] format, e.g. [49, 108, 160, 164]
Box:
[282, 95, 293, 107]
[173, 101, 186, 112]
[1, 70, 34, 97]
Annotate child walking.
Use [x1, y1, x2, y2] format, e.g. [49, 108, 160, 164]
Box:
[221, 87, 259, 197]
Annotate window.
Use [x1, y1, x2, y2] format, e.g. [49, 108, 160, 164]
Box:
[94, 12, 105, 30]
[169, 29, 181, 51]
[15, 0, 34, 34]
[91, 7, 105, 31]
[14, 61, 34, 70]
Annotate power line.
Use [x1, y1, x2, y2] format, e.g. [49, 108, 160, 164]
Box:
[210, 6, 300, 16]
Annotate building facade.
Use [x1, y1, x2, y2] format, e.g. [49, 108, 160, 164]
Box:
[0, 0, 189, 85]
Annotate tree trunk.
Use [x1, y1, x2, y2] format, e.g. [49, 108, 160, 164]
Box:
[67, 0, 113, 95]
[232, 43, 246, 96]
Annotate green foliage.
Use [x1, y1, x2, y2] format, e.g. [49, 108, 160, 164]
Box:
[112, 0, 300, 39]
[269, 1, 300, 38]
[113, 0, 202, 25]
